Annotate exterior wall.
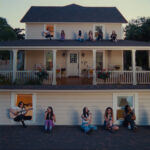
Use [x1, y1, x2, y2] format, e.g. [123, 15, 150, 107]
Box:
[25, 50, 44, 70]
[56, 51, 67, 69]
[105, 50, 123, 70]
[0, 91, 150, 125]
[0, 93, 11, 125]
[138, 92, 150, 125]
[80, 50, 93, 72]
[26, 23, 123, 40]
[34, 92, 113, 125]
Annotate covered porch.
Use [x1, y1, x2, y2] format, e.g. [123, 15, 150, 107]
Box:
[0, 40, 150, 86]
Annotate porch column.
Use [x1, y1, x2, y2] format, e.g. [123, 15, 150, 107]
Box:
[52, 50, 57, 85]
[132, 49, 137, 85]
[12, 49, 18, 82]
[93, 49, 97, 85]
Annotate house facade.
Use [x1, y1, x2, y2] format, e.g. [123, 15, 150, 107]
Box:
[0, 4, 150, 126]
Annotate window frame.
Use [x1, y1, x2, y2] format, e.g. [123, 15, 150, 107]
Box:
[44, 24, 56, 39]
[113, 93, 138, 125]
[93, 24, 105, 40]
[11, 92, 37, 124]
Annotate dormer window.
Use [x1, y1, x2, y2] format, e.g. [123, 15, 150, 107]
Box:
[93, 24, 105, 40]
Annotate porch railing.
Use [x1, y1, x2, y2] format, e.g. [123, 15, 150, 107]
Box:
[136, 71, 150, 84]
[0, 71, 53, 85]
[96, 71, 133, 84]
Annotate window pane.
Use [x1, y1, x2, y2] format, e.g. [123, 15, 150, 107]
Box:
[17, 50, 25, 70]
[46, 25, 54, 37]
[96, 52, 103, 70]
[16, 94, 33, 118]
[95, 26, 103, 38]
[46, 51, 53, 71]
[70, 54, 77, 63]
[117, 109, 125, 120]
[117, 96, 133, 107]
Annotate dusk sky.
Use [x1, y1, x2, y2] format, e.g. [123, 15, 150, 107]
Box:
[0, 0, 150, 29]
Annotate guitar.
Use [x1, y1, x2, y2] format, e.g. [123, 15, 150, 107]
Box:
[9, 108, 33, 119]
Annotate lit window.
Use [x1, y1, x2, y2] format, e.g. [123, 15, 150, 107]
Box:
[46, 25, 54, 38]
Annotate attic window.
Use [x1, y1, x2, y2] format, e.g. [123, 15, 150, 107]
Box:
[45, 25, 54, 38]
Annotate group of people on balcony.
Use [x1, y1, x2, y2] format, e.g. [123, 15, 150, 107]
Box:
[10, 101, 137, 134]
[43, 28, 117, 42]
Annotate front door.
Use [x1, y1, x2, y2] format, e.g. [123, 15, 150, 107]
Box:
[67, 51, 79, 76]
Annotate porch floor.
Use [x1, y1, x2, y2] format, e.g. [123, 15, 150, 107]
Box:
[0, 126, 150, 150]
[56, 77, 92, 85]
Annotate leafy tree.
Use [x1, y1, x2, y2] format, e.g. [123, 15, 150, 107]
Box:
[0, 17, 17, 41]
[125, 17, 150, 41]
[14, 28, 25, 40]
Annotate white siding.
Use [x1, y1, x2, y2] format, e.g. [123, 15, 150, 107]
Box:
[138, 92, 150, 125]
[26, 23, 123, 40]
[1, 91, 150, 125]
[0, 93, 11, 125]
[36, 92, 112, 125]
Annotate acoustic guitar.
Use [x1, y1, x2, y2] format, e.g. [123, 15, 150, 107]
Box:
[9, 108, 33, 119]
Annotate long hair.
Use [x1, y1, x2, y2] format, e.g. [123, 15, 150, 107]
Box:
[125, 105, 130, 114]
[18, 101, 24, 108]
[83, 107, 89, 118]
[47, 106, 54, 119]
[105, 107, 113, 118]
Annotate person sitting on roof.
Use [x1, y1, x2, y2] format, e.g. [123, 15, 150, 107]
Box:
[43, 27, 52, 40]
[78, 30, 84, 41]
[60, 30, 65, 40]
[88, 30, 93, 41]
[97, 29, 103, 41]
[110, 30, 117, 42]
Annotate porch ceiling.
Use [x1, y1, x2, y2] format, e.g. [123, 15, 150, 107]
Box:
[0, 40, 150, 50]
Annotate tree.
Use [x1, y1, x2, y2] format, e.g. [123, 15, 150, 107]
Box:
[125, 17, 150, 42]
[0, 17, 17, 41]
[13, 28, 25, 40]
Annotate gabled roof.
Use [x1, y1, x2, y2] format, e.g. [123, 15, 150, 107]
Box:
[21, 4, 128, 23]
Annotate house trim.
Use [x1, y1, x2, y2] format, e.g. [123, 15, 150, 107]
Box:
[113, 93, 139, 125]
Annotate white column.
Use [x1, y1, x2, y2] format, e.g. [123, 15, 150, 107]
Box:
[52, 50, 57, 85]
[12, 49, 18, 82]
[93, 49, 97, 85]
[132, 49, 137, 85]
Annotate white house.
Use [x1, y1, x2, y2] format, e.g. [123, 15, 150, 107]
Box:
[0, 4, 150, 126]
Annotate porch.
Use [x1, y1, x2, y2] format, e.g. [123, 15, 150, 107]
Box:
[0, 40, 150, 86]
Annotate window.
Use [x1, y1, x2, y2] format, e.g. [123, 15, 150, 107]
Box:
[11, 93, 36, 122]
[45, 25, 55, 38]
[17, 50, 25, 70]
[70, 54, 77, 63]
[113, 93, 138, 124]
[96, 52, 103, 70]
[93, 24, 104, 39]
[45, 51, 53, 71]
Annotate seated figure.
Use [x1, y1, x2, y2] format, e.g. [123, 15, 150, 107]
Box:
[9, 101, 32, 128]
[60, 30, 65, 40]
[43, 27, 52, 40]
[97, 29, 103, 41]
[81, 107, 97, 133]
[110, 30, 117, 42]
[88, 30, 93, 41]
[78, 30, 84, 41]
[124, 105, 137, 131]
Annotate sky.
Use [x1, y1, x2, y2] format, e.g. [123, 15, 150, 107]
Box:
[0, 0, 150, 29]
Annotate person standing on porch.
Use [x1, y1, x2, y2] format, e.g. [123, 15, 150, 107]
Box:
[44, 106, 56, 132]
[81, 107, 97, 133]
[60, 30, 65, 40]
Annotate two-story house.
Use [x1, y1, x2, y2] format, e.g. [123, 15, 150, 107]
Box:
[0, 4, 150, 126]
